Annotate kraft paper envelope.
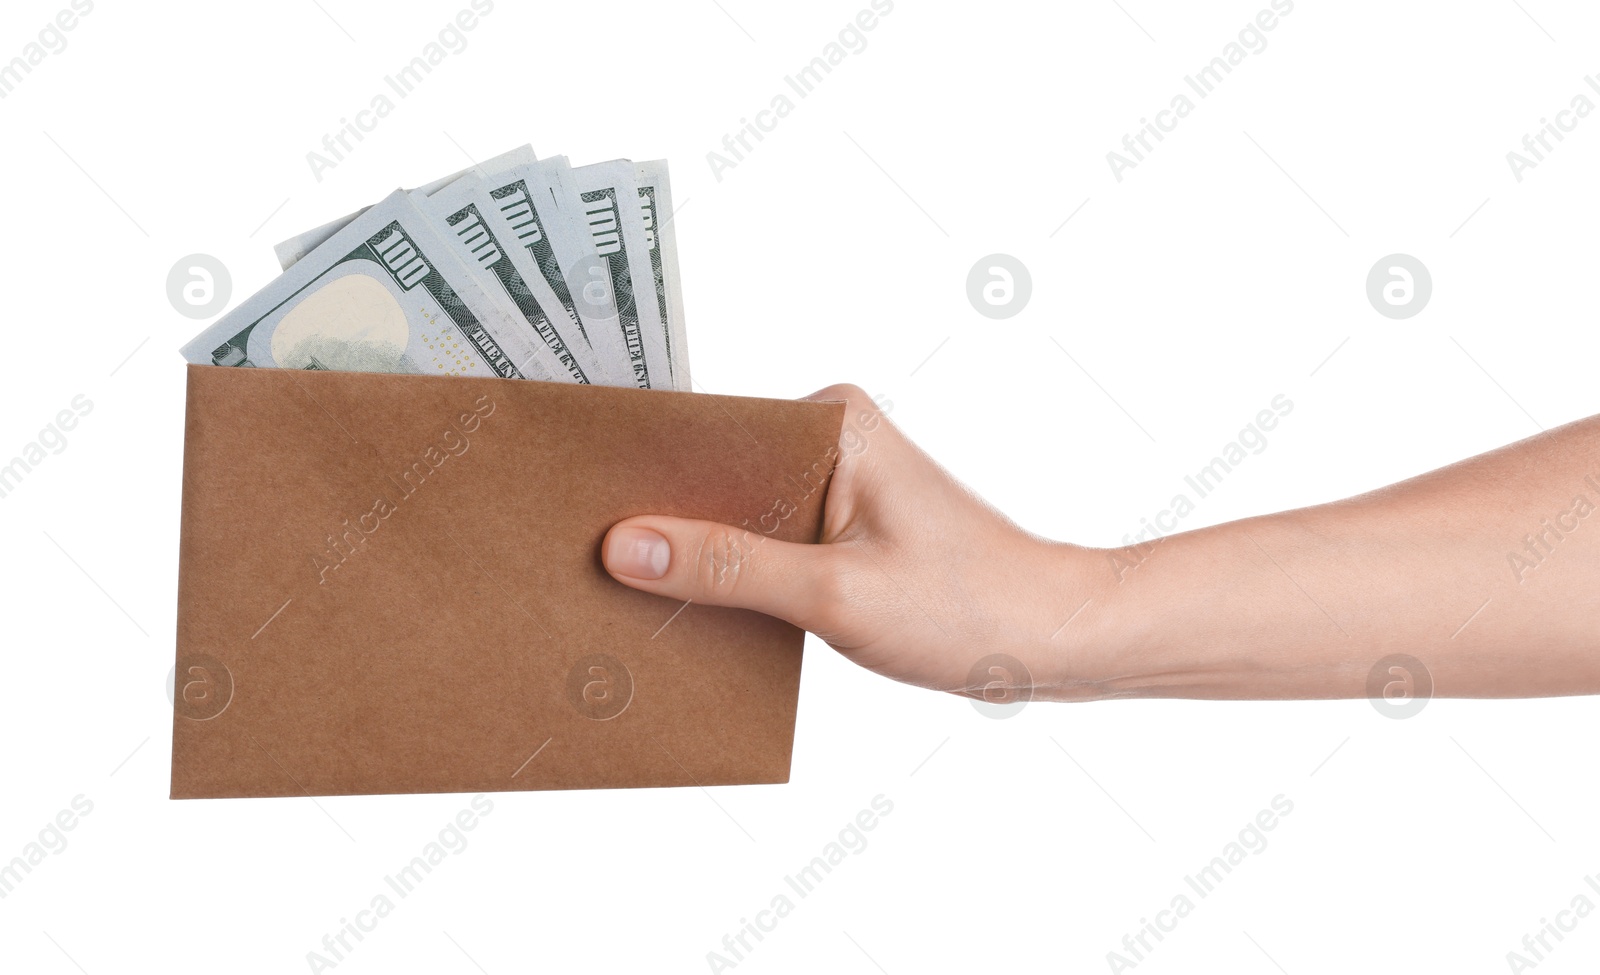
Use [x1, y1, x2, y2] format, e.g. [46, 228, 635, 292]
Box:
[171, 364, 842, 799]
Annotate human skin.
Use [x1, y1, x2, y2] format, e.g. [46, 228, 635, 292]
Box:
[600, 384, 1600, 702]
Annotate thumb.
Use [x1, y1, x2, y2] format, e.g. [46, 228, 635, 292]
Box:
[601, 515, 835, 625]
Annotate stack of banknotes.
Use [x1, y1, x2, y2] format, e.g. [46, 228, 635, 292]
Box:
[180, 145, 689, 391]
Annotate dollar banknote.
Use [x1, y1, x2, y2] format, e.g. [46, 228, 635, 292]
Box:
[635, 160, 690, 390]
[470, 159, 633, 386]
[564, 159, 676, 390]
[413, 176, 604, 385]
[182, 190, 566, 382]
[212, 146, 694, 392]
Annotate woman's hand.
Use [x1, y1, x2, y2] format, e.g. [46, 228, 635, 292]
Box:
[599, 383, 1109, 701]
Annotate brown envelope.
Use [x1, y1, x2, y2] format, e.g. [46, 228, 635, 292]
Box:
[170, 364, 842, 799]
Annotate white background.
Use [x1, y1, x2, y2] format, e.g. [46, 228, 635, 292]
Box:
[2, 0, 1598, 971]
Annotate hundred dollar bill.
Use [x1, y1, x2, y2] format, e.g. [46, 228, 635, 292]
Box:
[471, 159, 630, 385]
[564, 160, 676, 390]
[520, 159, 612, 310]
[412, 176, 601, 385]
[181, 190, 563, 382]
[634, 160, 690, 390]
[273, 144, 536, 270]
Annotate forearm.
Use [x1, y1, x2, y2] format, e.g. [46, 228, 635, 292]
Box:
[602, 384, 1600, 704]
[1073, 414, 1600, 700]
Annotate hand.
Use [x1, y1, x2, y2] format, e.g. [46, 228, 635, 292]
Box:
[599, 384, 1107, 700]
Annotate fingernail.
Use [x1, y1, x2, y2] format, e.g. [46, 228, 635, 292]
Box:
[606, 526, 671, 580]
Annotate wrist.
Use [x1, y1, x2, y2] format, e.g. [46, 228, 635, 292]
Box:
[1025, 537, 1139, 703]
